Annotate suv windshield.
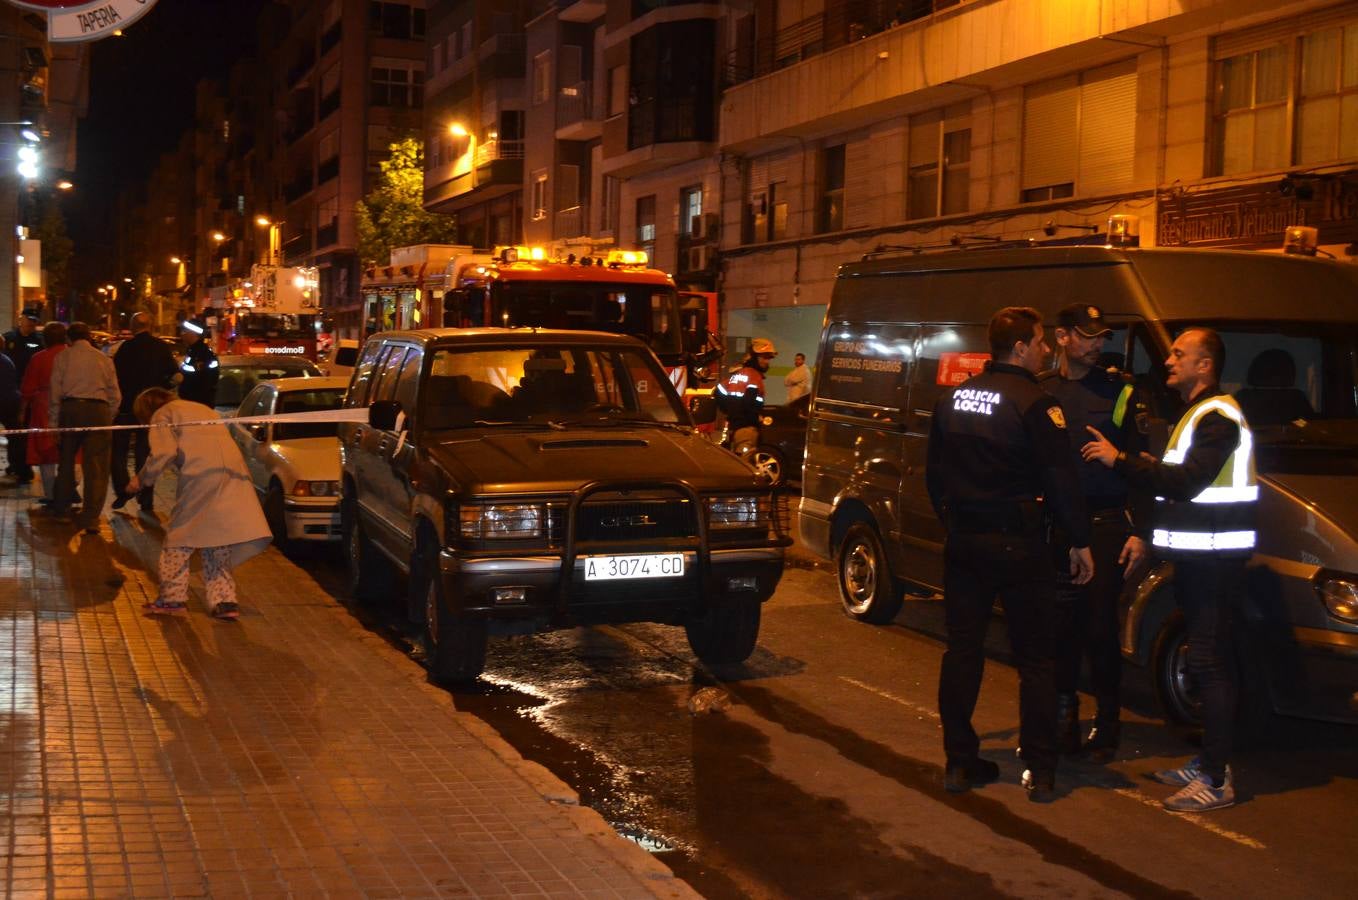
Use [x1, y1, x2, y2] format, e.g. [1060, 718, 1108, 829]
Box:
[1171, 321, 1358, 475]
[420, 345, 685, 429]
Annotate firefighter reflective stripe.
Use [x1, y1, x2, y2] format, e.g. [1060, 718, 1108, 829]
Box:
[1153, 394, 1258, 556]
[1152, 529, 1256, 552]
[1111, 383, 1132, 429]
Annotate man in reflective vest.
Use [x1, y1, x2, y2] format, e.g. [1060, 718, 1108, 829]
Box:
[715, 338, 776, 451]
[1083, 327, 1256, 812]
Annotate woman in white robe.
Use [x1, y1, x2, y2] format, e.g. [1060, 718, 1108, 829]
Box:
[127, 388, 271, 618]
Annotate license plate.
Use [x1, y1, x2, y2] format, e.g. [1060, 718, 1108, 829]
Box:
[583, 554, 685, 581]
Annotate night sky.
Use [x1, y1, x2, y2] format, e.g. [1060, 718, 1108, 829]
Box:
[71, 0, 270, 286]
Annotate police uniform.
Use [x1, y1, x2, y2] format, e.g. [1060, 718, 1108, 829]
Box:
[1116, 386, 1256, 789]
[3, 318, 44, 481]
[1040, 306, 1153, 757]
[927, 360, 1090, 783]
[178, 331, 221, 407]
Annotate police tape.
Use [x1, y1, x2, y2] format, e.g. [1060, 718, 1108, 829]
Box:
[0, 407, 373, 438]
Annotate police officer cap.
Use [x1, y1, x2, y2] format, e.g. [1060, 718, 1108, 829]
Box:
[750, 338, 778, 357]
[1057, 303, 1112, 338]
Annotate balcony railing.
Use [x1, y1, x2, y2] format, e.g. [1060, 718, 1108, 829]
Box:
[317, 155, 339, 185]
[474, 138, 524, 167]
[555, 204, 587, 239]
[556, 81, 592, 130]
[320, 21, 341, 54]
[318, 90, 340, 120]
[282, 231, 312, 262]
[724, 0, 963, 87]
[283, 172, 315, 203]
[287, 50, 315, 86]
[316, 221, 339, 249]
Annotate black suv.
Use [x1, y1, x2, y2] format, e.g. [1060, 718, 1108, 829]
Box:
[339, 328, 790, 682]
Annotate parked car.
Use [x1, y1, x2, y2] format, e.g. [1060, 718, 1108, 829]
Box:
[750, 393, 811, 486]
[800, 243, 1358, 728]
[213, 354, 322, 415]
[339, 328, 790, 683]
[321, 338, 360, 378]
[228, 376, 349, 549]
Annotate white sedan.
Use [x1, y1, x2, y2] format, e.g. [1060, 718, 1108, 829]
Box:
[229, 376, 350, 548]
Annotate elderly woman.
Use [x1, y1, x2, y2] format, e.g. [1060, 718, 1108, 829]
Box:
[126, 387, 270, 619]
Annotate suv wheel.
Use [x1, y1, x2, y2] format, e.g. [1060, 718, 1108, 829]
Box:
[836, 522, 904, 624]
[685, 598, 761, 664]
[342, 493, 393, 606]
[423, 570, 487, 684]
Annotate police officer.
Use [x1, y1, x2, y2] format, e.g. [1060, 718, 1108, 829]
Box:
[927, 306, 1094, 803]
[1041, 303, 1150, 762]
[715, 338, 776, 450]
[177, 318, 220, 407]
[3, 313, 43, 482]
[1084, 327, 1255, 813]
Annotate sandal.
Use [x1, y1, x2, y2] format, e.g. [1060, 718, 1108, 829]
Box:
[143, 599, 187, 615]
[211, 601, 240, 620]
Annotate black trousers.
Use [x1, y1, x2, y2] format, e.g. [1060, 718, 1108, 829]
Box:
[1175, 556, 1245, 782]
[940, 531, 1058, 773]
[110, 411, 153, 509]
[1055, 515, 1129, 723]
[4, 407, 30, 479]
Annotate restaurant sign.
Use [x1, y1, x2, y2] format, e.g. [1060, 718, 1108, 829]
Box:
[4, 0, 159, 43]
[1157, 172, 1358, 249]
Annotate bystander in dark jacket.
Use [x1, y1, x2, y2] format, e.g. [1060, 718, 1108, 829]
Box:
[111, 313, 178, 512]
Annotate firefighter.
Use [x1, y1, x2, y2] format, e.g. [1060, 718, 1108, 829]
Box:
[1084, 327, 1256, 812]
[177, 318, 220, 407]
[716, 338, 776, 451]
[927, 306, 1093, 803]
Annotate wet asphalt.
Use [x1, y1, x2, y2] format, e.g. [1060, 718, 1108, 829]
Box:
[303, 547, 1358, 899]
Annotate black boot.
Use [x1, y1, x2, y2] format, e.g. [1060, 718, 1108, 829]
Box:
[1082, 720, 1120, 763]
[1057, 693, 1081, 756]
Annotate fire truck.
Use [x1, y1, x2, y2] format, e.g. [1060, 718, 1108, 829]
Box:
[361, 244, 706, 392]
[211, 265, 326, 362]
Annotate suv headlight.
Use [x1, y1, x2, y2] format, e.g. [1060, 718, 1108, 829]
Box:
[707, 496, 765, 530]
[1318, 577, 1358, 623]
[460, 503, 546, 540]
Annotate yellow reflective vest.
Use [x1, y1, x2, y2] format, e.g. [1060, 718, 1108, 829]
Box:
[1150, 393, 1258, 558]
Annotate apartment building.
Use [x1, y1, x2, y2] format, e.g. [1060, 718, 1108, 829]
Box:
[274, 0, 427, 334]
[718, 0, 1358, 375]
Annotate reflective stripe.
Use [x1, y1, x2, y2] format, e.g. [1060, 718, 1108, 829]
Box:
[1152, 529, 1257, 551]
[1111, 383, 1132, 429]
[1192, 484, 1259, 504]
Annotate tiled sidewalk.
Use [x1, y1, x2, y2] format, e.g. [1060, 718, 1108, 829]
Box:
[0, 472, 697, 899]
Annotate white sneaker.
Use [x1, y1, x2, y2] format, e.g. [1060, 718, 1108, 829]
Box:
[1163, 767, 1235, 812]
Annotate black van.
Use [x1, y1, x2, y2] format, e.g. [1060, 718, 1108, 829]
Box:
[800, 245, 1358, 726]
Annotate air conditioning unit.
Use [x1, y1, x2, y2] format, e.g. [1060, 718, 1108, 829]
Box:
[687, 245, 713, 271]
[690, 214, 705, 240]
[690, 212, 721, 241]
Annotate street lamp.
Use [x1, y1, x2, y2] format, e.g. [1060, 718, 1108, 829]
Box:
[55, 180, 73, 191]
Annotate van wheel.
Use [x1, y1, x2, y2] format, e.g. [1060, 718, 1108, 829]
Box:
[836, 522, 904, 624]
[1151, 612, 1274, 738]
[422, 563, 487, 684]
[342, 493, 393, 606]
[685, 598, 762, 664]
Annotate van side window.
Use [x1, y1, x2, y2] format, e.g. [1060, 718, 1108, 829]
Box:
[371, 346, 410, 404]
[346, 341, 385, 407]
[394, 348, 423, 413]
[909, 324, 990, 433]
[815, 322, 913, 425]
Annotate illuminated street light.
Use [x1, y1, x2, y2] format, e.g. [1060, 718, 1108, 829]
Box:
[255, 215, 273, 227]
[97, 287, 107, 294]
[21, 128, 40, 142]
[55, 179, 73, 190]
[122, 277, 133, 283]
[211, 231, 226, 243]
[170, 256, 182, 265]
[449, 122, 468, 137]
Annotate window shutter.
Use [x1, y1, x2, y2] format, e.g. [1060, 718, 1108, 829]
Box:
[1022, 75, 1078, 191]
[1078, 62, 1137, 196]
[844, 138, 875, 229]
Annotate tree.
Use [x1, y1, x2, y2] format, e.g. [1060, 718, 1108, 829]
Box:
[355, 137, 458, 267]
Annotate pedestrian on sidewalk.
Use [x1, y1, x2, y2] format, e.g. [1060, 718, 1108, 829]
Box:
[0, 349, 19, 458]
[3, 312, 42, 483]
[110, 312, 178, 514]
[126, 387, 270, 619]
[50, 322, 120, 534]
[20, 322, 70, 506]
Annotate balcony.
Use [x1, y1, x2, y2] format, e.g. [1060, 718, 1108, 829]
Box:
[558, 0, 605, 22]
[555, 205, 588, 240]
[320, 21, 341, 55]
[287, 49, 315, 87]
[555, 81, 600, 141]
[317, 155, 339, 185]
[316, 221, 339, 249]
[424, 138, 524, 213]
[283, 172, 315, 203]
[318, 90, 340, 121]
[283, 230, 312, 263]
[286, 108, 315, 144]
